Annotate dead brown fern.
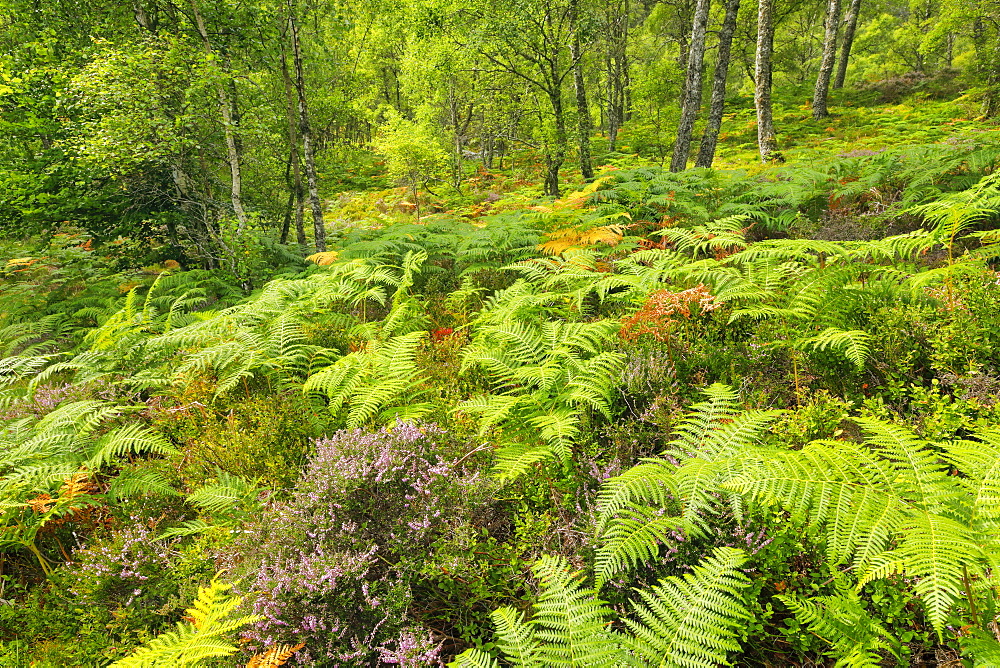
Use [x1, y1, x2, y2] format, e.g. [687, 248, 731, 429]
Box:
[26, 471, 94, 514]
[620, 285, 720, 342]
[246, 642, 306, 668]
[59, 471, 96, 500]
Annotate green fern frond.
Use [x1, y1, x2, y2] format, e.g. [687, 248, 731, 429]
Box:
[459, 394, 522, 436]
[667, 383, 779, 460]
[110, 576, 262, 668]
[596, 384, 777, 580]
[727, 239, 848, 266]
[625, 547, 750, 668]
[780, 580, 900, 668]
[961, 635, 1000, 667]
[85, 423, 175, 470]
[596, 459, 678, 531]
[156, 519, 217, 541]
[946, 431, 1000, 533]
[860, 511, 981, 634]
[458, 315, 622, 480]
[450, 649, 502, 668]
[723, 440, 904, 565]
[107, 470, 179, 500]
[492, 441, 565, 481]
[186, 471, 262, 516]
[800, 327, 871, 370]
[304, 329, 428, 428]
[595, 506, 685, 585]
[852, 418, 955, 509]
[529, 555, 627, 666]
[490, 606, 541, 667]
[156, 520, 219, 540]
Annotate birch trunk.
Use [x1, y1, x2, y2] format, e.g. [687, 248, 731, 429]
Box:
[288, 0, 326, 252]
[812, 0, 841, 119]
[754, 0, 779, 162]
[670, 0, 711, 172]
[695, 0, 740, 168]
[605, 0, 628, 152]
[832, 0, 861, 89]
[189, 0, 249, 232]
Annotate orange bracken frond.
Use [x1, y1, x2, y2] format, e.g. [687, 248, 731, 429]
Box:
[246, 642, 306, 668]
[620, 285, 720, 342]
[59, 471, 96, 501]
[305, 251, 340, 266]
[539, 225, 628, 256]
[26, 493, 56, 513]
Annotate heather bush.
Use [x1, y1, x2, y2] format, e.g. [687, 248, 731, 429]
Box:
[0, 383, 94, 420]
[227, 422, 491, 665]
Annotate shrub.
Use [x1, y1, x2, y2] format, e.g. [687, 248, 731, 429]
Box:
[151, 390, 325, 488]
[227, 422, 490, 665]
[0, 521, 219, 666]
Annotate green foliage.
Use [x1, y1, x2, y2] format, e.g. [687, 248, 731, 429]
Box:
[599, 384, 1000, 647]
[154, 389, 322, 488]
[453, 547, 751, 667]
[595, 384, 780, 584]
[305, 328, 431, 427]
[303, 282, 432, 427]
[780, 580, 902, 667]
[459, 316, 624, 479]
[0, 399, 174, 573]
[372, 110, 449, 215]
[624, 548, 751, 667]
[4, 24, 1000, 664]
[110, 576, 262, 668]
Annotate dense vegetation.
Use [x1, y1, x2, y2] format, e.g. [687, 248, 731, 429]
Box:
[3, 0, 1000, 666]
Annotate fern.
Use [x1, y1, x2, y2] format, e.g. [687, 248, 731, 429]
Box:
[246, 642, 306, 667]
[304, 329, 430, 428]
[595, 504, 685, 586]
[651, 215, 751, 259]
[595, 384, 779, 583]
[451, 649, 501, 668]
[107, 469, 179, 500]
[0, 400, 175, 571]
[799, 327, 871, 370]
[186, 470, 264, 517]
[912, 171, 1000, 248]
[156, 519, 217, 541]
[597, 385, 1000, 638]
[458, 318, 624, 480]
[723, 419, 982, 631]
[779, 580, 901, 668]
[625, 547, 750, 668]
[110, 576, 262, 668]
[961, 634, 1000, 667]
[530, 555, 627, 665]
[490, 606, 543, 667]
[452, 548, 749, 668]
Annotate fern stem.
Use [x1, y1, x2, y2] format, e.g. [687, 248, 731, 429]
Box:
[26, 542, 52, 576]
[964, 564, 980, 628]
[792, 351, 801, 407]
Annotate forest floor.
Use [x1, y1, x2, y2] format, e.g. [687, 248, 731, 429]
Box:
[3, 80, 1000, 667]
